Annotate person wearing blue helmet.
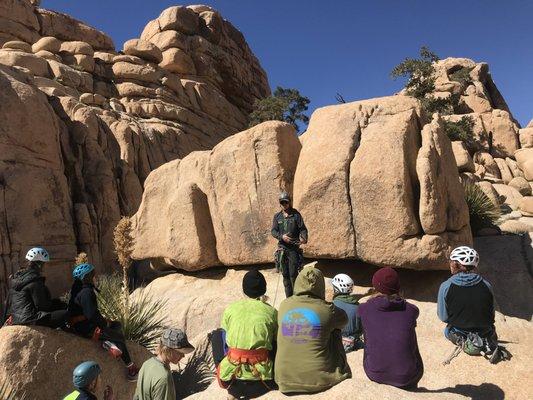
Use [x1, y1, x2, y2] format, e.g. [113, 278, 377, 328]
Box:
[67, 263, 139, 381]
[3, 247, 67, 328]
[63, 361, 114, 400]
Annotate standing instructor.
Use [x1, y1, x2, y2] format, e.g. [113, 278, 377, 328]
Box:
[271, 191, 308, 297]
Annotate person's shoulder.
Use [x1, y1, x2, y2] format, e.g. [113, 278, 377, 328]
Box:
[273, 210, 282, 218]
[405, 300, 419, 312]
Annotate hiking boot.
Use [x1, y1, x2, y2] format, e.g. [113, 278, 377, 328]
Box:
[126, 363, 139, 381]
[102, 340, 122, 359]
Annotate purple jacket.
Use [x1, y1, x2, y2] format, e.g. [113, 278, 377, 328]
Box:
[358, 296, 423, 387]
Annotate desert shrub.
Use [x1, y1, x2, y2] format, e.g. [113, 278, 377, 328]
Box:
[443, 116, 475, 143]
[421, 95, 458, 115]
[96, 274, 167, 350]
[249, 86, 310, 132]
[463, 183, 501, 234]
[390, 46, 439, 100]
[449, 67, 473, 87]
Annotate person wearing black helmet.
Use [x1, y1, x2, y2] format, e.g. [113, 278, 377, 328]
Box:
[4, 247, 67, 328]
[271, 191, 308, 297]
[63, 361, 114, 400]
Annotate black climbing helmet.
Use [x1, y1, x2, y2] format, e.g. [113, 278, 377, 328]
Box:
[279, 191, 291, 203]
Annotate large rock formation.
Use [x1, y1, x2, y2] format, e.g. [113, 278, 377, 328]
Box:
[293, 97, 470, 269]
[0, 2, 270, 295]
[131, 121, 301, 270]
[131, 96, 471, 271]
[0, 326, 150, 400]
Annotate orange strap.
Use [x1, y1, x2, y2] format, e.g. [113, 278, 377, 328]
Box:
[227, 348, 269, 366]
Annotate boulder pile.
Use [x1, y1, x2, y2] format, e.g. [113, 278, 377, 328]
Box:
[0, 1, 269, 296]
[432, 58, 533, 233]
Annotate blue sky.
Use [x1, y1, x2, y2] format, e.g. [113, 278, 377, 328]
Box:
[46, 0, 532, 127]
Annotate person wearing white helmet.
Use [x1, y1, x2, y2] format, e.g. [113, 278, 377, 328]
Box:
[437, 246, 498, 353]
[331, 273, 362, 353]
[3, 247, 67, 328]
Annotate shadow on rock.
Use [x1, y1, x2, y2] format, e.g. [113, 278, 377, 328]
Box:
[417, 382, 505, 400]
[174, 337, 215, 399]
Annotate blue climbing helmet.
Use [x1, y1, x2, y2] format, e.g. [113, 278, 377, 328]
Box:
[72, 263, 94, 280]
[73, 361, 101, 389]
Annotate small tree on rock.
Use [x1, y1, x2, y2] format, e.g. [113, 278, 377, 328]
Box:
[249, 87, 310, 132]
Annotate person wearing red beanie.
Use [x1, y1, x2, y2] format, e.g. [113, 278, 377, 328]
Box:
[358, 267, 423, 389]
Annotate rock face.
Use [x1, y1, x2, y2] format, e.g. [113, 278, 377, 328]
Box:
[131, 121, 301, 270]
[292, 97, 471, 269]
[0, 326, 150, 400]
[132, 96, 470, 271]
[0, 3, 270, 295]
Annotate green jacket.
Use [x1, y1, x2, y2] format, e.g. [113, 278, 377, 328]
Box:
[275, 265, 351, 393]
[219, 298, 278, 381]
[134, 357, 175, 400]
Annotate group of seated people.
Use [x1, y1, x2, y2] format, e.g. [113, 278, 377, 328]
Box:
[215, 245, 503, 399]
[2, 247, 140, 382]
[2, 245, 502, 399]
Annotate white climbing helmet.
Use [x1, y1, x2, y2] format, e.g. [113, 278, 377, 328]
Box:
[450, 246, 479, 268]
[331, 273, 354, 294]
[25, 247, 50, 263]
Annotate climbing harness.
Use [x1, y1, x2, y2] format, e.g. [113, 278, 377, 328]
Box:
[217, 347, 273, 390]
[442, 328, 511, 365]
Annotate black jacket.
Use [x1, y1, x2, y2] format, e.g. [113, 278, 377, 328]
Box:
[8, 265, 53, 324]
[271, 208, 308, 250]
[67, 281, 107, 336]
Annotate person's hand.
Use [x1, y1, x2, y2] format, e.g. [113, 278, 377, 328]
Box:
[299, 238, 307, 245]
[282, 234, 292, 244]
[104, 385, 114, 400]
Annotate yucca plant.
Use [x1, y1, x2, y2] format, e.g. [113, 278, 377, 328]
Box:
[113, 216, 134, 312]
[463, 183, 501, 234]
[96, 274, 167, 349]
[0, 377, 25, 400]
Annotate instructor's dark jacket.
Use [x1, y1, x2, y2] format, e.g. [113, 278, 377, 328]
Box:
[271, 208, 308, 250]
[8, 265, 53, 324]
[67, 282, 107, 336]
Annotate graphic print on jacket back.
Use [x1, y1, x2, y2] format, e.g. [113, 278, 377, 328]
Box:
[281, 308, 322, 343]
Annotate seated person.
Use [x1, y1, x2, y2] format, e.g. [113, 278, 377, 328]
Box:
[63, 361, 114, 400]
[67, 263, 138, 381]
[135, 328, 194, 400]
[275, 262, 351, 394]
[331, 273, 362, 352]
[359, 267, 423, 389]
[438, 246, 501, 360]
[218, 270, 278, 400]
[6, 247, 66, 328]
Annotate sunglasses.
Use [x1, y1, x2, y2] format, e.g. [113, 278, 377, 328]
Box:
[280, 200, 289, 205]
